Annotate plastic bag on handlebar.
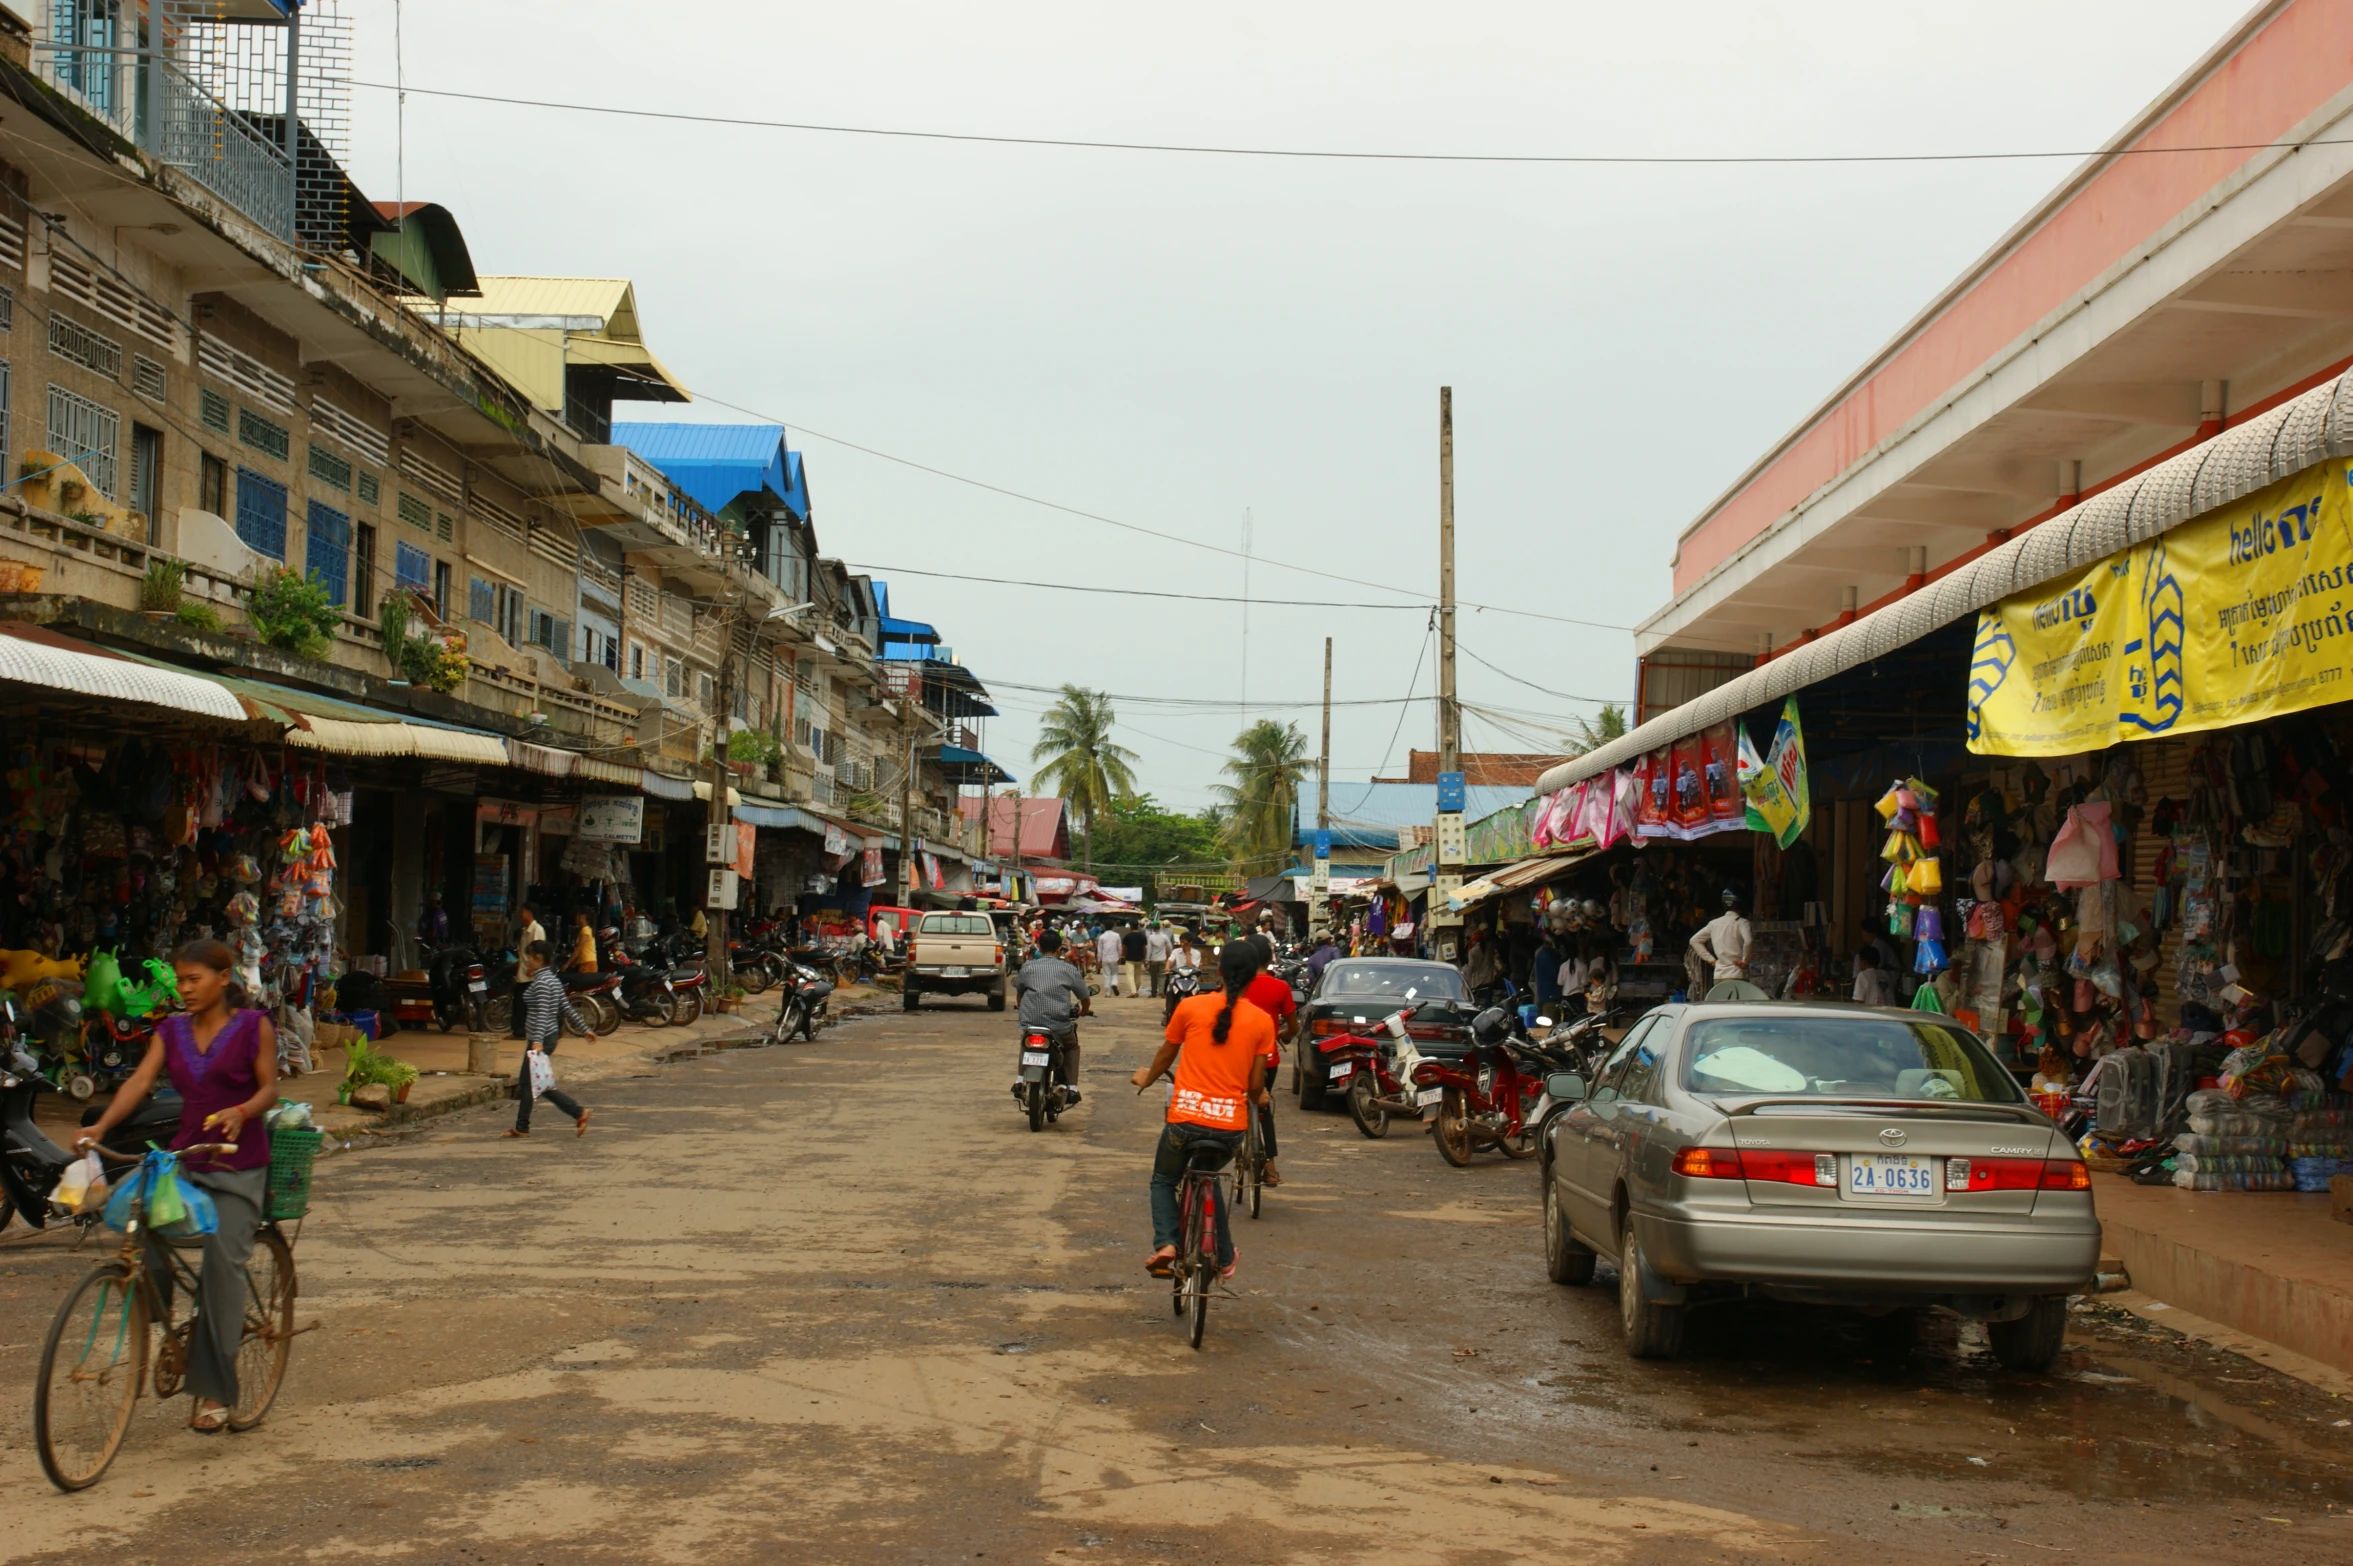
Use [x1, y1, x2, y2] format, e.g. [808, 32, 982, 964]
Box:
[103, 1150, 219, 1235]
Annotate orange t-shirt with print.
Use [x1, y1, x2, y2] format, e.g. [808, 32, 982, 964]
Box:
[1162, 992, 1272, 1131]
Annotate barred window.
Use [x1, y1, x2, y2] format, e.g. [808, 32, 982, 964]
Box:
[357, 471, 380, 506]
[304, 500, 351, 607]
[200, 388, 230, 432]
[48, 312, 121, 380]
[234, 467, 287, 559]
[397, 492, 431, 530]
[132, 355, 166, 403]
[394, 540, 431, 592]
[468, 575, 495, 624]
[0, 286, 15, 333]
[43, 383, 119, 500]
[0, 360, 11, 470]
[238, 407, 290, 462]
[307, 442, 351, 491]
[435, 512, 453, 542]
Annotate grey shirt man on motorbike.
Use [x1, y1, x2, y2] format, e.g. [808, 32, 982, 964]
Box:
[1015, 942, 1091, 1101]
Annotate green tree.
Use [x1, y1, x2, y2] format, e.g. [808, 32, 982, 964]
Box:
[1211, 718, 1312, 872]
[1028, 685, 1139, 869]
[1570, 702, 1630, 755]
[1085, 793, 1225, 872]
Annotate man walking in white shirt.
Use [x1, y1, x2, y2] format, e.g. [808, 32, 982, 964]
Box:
[1689, 889, 1753, 987]
[1095, 925, 1125, 997]
[1144, 920, 1174, 997]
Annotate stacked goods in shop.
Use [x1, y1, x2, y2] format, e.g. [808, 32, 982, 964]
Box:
[2172, 1088, 2296, 1189]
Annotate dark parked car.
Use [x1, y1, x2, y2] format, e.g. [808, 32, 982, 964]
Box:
[1540, 1001, 2100, 1367]
[1294, 959, 1475, 1109]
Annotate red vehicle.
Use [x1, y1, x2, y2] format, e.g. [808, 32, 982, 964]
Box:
[1317, 1003, 1440, 1140]
[1410, 1006, 1551, 1166]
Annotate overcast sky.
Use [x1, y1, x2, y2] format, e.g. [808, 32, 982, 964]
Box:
[348, 0, 2245, 819]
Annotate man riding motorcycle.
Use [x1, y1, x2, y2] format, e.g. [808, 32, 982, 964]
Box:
[1013, 929, 1092, 1106]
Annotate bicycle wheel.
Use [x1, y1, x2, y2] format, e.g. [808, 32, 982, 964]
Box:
[1185, 1179, 1215, 1350]
[35, 1260, 147, 1492]
[229, 1227, 296, 1431]
[1242, 1121, 1263, 1220]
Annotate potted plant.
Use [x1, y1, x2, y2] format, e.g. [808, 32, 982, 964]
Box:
[383, 1058, 421, 1104]
[139, 558, 186, 616]
[715, 985, 748, 1014]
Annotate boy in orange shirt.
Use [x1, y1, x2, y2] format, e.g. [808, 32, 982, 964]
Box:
[1132, 943, 1270, 1278]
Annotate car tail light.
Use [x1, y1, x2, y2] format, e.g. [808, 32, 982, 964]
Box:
[1311, 1017, 1351, 1037]
[1406, 1023, 1457, 1041]
[1671, 1147, 1742, 1179]
[994, 945, 1004, 965]
[1944, 1156, 2091, 1192]
[1672, 1148, 1837, 1186]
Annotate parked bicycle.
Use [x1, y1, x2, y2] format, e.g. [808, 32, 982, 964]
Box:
[33, 1138, 313, 1491]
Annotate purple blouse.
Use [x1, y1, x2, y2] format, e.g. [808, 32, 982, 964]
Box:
[158, 1010, 272, 1173]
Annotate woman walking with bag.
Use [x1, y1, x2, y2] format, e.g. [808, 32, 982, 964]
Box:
[75, 939, 274, 1434]
[505, 942, 592, 1138]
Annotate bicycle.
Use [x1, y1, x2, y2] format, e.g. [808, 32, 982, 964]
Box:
[1169, 1143, 1233, 1350]
[33, 1142, 307, 1491]
[1236, 1104, 1266, 1220]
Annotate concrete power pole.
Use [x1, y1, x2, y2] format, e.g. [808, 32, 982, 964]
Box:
[898, 704, 917, 908]
[1309, 636, 1333, 932]
[1430, 387, 1466, 958]
[706, 618, 735, 988]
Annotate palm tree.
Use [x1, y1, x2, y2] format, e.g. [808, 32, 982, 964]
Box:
[1211, 718, 1312, 873]
[1568, 702, 1630, 756]
[1028, 685, 1139, 869]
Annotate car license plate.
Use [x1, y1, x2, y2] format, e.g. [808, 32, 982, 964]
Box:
[1847, 1154, 1935, 1197]
[1417, 1087, 1444, 1108]
[941, 966, 969, 978]
[1329, 1061, 1354, 1081]
[1020, 1051, 1051, 1067]
[467, 980, 487, 993]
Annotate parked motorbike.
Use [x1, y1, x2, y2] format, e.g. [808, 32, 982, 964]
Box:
[1411, 1005, 1555, 1166]
[1012, 1026, 1073, 1132]
[600, 929, 704, 1026]
[1323, 997, 1441, 1140]
[423, 940, 491, 1033]
[1, 1041, 182, 1236]
[767, 960, 835, 1044]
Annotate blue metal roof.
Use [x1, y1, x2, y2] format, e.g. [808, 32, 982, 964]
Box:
[611, 422, 810, 521]
[1297, 782, 1535, 850]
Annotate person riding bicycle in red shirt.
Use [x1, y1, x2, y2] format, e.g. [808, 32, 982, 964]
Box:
[1132, 943, 1270, 1279]
[1237, 949, 1295, 1188]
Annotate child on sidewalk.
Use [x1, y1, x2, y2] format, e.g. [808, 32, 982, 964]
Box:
[504, 941, 593, 1138]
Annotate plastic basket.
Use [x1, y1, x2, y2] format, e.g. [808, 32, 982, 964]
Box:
[266, 1126, 324, 1222]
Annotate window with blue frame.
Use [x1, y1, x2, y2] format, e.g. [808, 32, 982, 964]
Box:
[304, 500, 351, 606]
[234, 467, 287, 559]
[394, 540, 430, 594]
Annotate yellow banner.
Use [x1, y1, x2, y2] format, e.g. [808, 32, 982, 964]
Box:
[1968, 460, 2351, 755]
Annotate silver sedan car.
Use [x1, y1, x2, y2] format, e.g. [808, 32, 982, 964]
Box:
[1540, 1001, 2100, 1368]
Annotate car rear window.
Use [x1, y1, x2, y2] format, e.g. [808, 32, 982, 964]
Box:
[1319, 963, 1468, 1001]
[1679, 1015, 2023, 1103]
[919, 914, 994, 936]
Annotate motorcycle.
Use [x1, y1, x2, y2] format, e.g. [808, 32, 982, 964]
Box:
[423, 940, 491, 1033]
[0, 1039, 181, 1236]
[480, 948, 620, 1036]
[601, 930, 704, 1027]
[767, 960, 835, 1044]
[1012, 1026, 1073, 1132]
[1323, 997, 1442, 1140]
[1411, 1005, 1558, 1166]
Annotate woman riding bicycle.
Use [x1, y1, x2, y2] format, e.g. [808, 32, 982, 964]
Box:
[76, 939, 276, 1435]
[1131, 942, 1271, 1279]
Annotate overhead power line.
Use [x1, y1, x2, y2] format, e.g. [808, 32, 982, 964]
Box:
[355, 79, 2349, 169]
[843, 561, 1425, 610]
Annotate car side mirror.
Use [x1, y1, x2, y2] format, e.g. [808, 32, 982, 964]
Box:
[1546, 1072, 1588, 1103]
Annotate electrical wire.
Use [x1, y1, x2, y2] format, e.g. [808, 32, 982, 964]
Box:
[1455, 640, 1623, 707]
[842, 560, 1428, 611]
[352, 79, 2352, 170]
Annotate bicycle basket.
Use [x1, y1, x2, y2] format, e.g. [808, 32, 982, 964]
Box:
[266, 1127, 324, 1221]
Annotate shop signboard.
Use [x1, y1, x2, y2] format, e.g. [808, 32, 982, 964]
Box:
[578, 796, 644, 844]
[1633, 722, 1748, 840]
[861, 847, 886, 887]
[735, 822, 757, 880]
[1736, 699, 1811, 850]
[538, 804, 579, 838]
[824, 823, 850, 856]
[1968, 458, 2353, 754]
[471, 854, 509, 924]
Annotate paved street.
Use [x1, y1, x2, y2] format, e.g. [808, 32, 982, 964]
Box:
[5, 997, 2352, 1564]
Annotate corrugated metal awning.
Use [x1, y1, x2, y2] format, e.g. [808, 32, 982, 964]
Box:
[1539, 367, 2353, 795]
[641, 770, 696, 801]
[1448, 848, 1602, 910]
[574, 756, 645, 787]
[508, 740, 575, 775]
[0, 624, 250, 722]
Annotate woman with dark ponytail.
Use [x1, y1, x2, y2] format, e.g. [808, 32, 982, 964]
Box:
[77, 938, 276, 1434]
[1131, 941, 1273, 1278]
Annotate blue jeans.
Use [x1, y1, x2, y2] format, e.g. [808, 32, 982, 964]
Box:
[1150, 1122, 1241, 1264]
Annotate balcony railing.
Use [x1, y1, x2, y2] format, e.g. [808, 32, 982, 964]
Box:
[31, 40, 294, 239]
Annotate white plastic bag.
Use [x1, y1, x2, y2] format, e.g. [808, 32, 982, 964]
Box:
[526, 1048, 554, 1099]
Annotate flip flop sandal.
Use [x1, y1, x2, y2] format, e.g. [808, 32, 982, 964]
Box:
[190, 1405, 228, 1434]
[502, 1129, 531, 1139]
[1144, 1249, 1177, 1277]
[574, 1109, 592, 1137]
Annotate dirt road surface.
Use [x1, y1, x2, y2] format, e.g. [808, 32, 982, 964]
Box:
[4, 999, 2352, 1563]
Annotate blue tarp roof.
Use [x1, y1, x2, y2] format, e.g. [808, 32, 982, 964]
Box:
[872, 582, 939, 644]
[1299, 782, 1536, 850]
[612, 422, 810, 521]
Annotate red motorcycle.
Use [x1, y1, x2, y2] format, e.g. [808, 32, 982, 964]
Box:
[1319, 1001, 1441, 1140]
[1410, 1005, 1551, 1166]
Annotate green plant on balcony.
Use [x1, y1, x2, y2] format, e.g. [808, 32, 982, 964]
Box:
[139, 558, 186, 612]
[247, 565, 341, 658]
[174, 600, 223, 633]
[380, 589, 469, 694]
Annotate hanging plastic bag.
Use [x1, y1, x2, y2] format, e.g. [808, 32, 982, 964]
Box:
[1888, 902, 1915, 938]
[1911, 978, 1948, 1011]
[1875, 785, 1906, 823]
[527, 1048, 555, 1100]
[1911, 857, 1944, 896]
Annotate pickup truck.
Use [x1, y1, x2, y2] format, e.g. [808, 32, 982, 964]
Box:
[904, 911, 1007, 1011]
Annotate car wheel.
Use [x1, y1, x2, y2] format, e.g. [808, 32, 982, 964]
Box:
[1986, 1297, 2068, 1372]
[903, 985, 921, 1012]
[1299, 1061, 1327, 1112]
[1863, 1308, 1920, 1363]
[1618, 1229, 1685, 1359]
[1543, 1174, 1596, 1285]
[987, 988, 1007, 1013]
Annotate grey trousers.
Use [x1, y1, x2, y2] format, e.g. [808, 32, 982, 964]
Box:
[143, 1165, 267, 1408]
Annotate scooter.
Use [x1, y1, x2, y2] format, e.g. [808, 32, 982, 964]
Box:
[423, 940, 491, 1033]
[1411, 1005, 1554, 1167]
[1323, 998, 1440, 1140]
[767, 960, 835, 1044]
[0, 1041, 180, 1236]
[1011, 1026, 1076, 1132]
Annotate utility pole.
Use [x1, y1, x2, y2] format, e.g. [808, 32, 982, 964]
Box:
[1309, 636, 1333, 933]
[898, 704, 917, 908]
[706, 615, 735, 988]
[1429, 387, 1466, 958]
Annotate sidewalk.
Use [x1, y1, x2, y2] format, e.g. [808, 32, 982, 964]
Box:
[2094, 1173, 2353, 1377]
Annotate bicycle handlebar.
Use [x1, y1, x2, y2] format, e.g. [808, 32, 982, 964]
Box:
[83, 1140, 238, 1163]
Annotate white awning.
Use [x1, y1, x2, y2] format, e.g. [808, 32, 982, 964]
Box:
[1539, 367, 2353, 795]
[284, 717, 510, 763]
[0, 629, 250, 722]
